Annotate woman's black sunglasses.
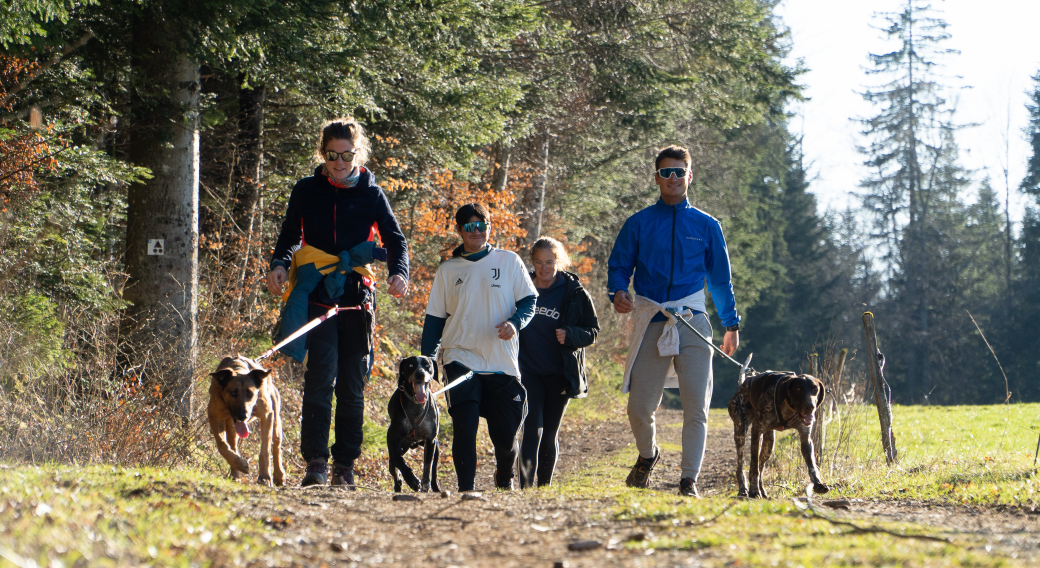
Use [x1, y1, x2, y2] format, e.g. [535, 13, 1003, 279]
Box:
[657, 167, 688, 179]
[461, 221, 489, 233]
[325, 150, 356, 162]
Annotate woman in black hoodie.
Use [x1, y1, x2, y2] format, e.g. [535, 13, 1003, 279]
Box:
[518, 237, 599, 487]
[267, 117, 409, 488]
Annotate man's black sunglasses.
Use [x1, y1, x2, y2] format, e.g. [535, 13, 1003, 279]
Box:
[461, 221, 489, 233]
[657, 167, 689, 179]
[325, 150, 356, 162]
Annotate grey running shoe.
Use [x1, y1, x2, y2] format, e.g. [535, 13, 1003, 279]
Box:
[300, 458, 328, 487]
[331, 462, 356, 490]
[678, 477, 699, 497]
[625, 450, 660, 488]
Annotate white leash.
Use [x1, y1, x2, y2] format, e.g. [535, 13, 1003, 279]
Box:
[430, 370, 474, 397]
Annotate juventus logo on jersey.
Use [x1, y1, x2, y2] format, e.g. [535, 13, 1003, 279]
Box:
[492, 268, 501, 280]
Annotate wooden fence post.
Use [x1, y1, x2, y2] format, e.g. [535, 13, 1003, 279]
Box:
[862, 312, 897, 464]
[810, 352, 823, 462]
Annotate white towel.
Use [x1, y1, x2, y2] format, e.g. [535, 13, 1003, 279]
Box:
[620, 290, 706, 393]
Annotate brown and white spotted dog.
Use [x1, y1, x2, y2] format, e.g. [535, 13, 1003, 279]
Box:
[728, 371, 828, 498]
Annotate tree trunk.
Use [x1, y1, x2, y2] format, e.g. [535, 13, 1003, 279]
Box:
[230, 81, 266, 316]
[490, 140, 511, 192]
[120, 17, 200, 419]
[521, 134, 550, 246]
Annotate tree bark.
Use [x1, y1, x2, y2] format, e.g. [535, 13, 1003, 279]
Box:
[863, 312, 897, 464]
[120, 16, 200, 419]
[522, 134, 550, 246]
[230, 81, 266, 316]
[490, 140, 511, 192]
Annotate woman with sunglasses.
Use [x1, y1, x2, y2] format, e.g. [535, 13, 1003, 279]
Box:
[267, 117, 410, 488]
[421, 203, 538, 491]
[517, 237, 599, 488]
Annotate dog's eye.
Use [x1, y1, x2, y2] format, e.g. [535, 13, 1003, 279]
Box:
[229, 390, 238, 397]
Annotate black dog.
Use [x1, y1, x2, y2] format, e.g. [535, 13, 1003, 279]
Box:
[387, 356, 441, 492]
[728, 371, 829, 498]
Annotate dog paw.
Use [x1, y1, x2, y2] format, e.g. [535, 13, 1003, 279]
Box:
[813, 483, 830, 494]
[232, 456, 250, 474]
[257, 475, 272, 487]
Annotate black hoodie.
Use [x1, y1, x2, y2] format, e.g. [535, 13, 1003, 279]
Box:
[270, 166, 409, 280]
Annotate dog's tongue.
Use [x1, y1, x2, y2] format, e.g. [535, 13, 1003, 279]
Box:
[235, 421, 250, 439]
[414, 385, 428, 404]
[802, 415, 814, 426]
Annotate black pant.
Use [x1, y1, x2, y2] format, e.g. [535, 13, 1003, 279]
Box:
[444, 364, 527, 491]
[519, 373, 571, 487]
[299, 302, 372, 465]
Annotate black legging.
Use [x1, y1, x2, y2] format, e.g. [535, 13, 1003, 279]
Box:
[447, 399, 522, 491]
[519, 373, 570, 487]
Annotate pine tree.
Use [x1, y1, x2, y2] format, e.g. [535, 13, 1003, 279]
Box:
[857, 0, 967, 402]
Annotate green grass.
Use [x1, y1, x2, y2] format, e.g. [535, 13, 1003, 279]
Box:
[531, 403, 1040, 566]
[0, 465, 276, 567]
[772, 403, 1040, 507]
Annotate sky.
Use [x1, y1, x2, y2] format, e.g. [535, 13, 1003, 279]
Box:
[775, 0, 1040, 224]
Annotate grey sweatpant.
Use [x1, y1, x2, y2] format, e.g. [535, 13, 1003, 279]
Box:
[627, 315, 714, 480]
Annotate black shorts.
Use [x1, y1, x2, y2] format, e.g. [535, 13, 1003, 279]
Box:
[442, 362, 527, 424]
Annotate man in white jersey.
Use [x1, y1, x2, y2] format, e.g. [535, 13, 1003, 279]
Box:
[421, 203, 538, 491]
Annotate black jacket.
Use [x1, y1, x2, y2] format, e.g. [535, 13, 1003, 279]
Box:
[271, 166, 409, 280]
[525, 270, 600, 398]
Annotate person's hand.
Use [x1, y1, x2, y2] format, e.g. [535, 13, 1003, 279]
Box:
[386, 275, 409, 298]
[613, 291, 633, 314]
[555, 328, 566, 344]
[496, 321, 517, 340]
[267, 266, 287, 296]
[722, 330, 739, 357]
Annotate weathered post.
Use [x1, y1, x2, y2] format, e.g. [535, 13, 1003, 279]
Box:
[810, 352, 823, 462]
[862, 312, 897, 464]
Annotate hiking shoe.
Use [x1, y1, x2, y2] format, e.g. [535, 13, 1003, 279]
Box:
[301, 458, 328, 487]
[494, 470, 514, 491]
[331, 462, 356, 490]
[678, 478, 699, 497]
[625, 450, 660, 488]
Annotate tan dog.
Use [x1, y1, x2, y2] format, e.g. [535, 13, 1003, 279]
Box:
[208, 355, 285, 486]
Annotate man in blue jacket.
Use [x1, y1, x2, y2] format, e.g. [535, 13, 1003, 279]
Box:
[607, 145, 740, 497]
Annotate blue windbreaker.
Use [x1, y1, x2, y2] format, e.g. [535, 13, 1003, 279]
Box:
[607, 198, 740, 328]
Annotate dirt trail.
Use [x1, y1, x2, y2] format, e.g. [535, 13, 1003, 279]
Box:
[230, 408, 1040, 566]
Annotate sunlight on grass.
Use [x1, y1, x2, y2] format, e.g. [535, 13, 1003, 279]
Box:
[0, 464, 277, 567]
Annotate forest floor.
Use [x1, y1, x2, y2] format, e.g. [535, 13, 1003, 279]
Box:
[3, 404, 1040, 567]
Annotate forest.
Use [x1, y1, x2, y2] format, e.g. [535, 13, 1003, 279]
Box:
[1, 0, 1038, 449]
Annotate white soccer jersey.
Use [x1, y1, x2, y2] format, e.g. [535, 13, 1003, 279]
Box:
[426, 248, 538, 377]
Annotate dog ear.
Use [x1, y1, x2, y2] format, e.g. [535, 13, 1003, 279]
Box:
[814, 378, 826, 408]
[776, 375, 793, 407]
[398, 357, 412, 377]
[210, 369, 233, 388]
[249, 369, 272, 387]
[430, 357, 440, 383]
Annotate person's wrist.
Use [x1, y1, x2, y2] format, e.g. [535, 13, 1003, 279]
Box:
[725, 324, 740, 332]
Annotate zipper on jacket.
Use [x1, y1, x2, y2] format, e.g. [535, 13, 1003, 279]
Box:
[667, 206, 676, 299]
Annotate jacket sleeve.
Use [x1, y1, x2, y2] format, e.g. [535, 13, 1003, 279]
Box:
[270, 182, 304, 270]
[704, 218, 740, 328]
[607, 216, 638, 301]
[374, 189, 410, 280]
[563, 287, 600, 349]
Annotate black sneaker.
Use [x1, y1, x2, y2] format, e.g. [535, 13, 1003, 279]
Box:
[301, 458, 328, 487]
[331, 462, 356, 490]
[625, 450, 660, 488]
[493, 470, 513, 491]
[679, 477, 699, 497]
